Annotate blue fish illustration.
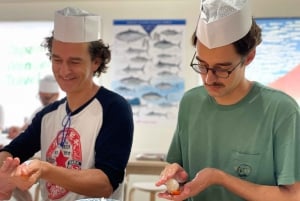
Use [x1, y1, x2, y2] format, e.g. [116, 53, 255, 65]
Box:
[116, 29, 147, 42]
[126, 47, 148, 54]
[155, 61, 180, 69]
[122, 65, 145, 74]
[157, 53, 177, 59]
[155, 82, 174, 90]
[157, 70, 178, 77]
[130, 55, 152, 63]
[142, 92, 164, 102]
[160, 29, 182, 36]
[119, 76, 149, 86]
[115, 86, 135, 93]
[153, 39, 180, 49]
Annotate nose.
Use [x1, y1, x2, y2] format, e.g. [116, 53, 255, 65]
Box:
[54, 61, 71, 76]
[204, 69, 218, 84]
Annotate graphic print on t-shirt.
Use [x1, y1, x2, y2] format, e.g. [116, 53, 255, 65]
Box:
[45, 127, 82, 199]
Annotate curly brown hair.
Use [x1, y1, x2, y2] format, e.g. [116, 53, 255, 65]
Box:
[41, 33, 111, 77]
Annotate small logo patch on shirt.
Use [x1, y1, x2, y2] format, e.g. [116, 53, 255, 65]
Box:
[236, 164, 252, 178]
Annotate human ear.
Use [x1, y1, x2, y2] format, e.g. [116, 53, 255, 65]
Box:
[92, 58, 101, 71]
[244, 49, 256, 65]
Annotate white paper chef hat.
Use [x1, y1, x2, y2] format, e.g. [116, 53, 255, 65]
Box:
[196, 0, 252, 49]
[54, 7, 101, 43]
[39, 75, 59, 93]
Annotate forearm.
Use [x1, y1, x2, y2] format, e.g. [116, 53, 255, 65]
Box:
[217, 170, 300, 201]
[41, 161, 113, 197]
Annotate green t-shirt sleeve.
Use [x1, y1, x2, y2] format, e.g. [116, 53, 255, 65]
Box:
[274, 106, 300, 185]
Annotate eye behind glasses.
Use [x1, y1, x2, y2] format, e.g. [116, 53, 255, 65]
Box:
[189, 52, 244, 78]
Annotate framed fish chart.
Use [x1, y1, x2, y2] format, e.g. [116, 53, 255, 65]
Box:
[111, 19, 186, 123]
[247, 17, 300, 103]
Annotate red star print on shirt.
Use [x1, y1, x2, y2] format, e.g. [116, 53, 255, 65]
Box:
[46, 127, 82, 199]
[56, 150, 68, 167]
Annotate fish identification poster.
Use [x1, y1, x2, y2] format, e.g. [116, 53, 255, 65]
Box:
[111, 19, 186, 124]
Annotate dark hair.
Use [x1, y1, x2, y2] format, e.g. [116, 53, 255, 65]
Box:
[41, 33, 111, 77]
[233, 19, 262, 56]
[192, 18, 262, 57]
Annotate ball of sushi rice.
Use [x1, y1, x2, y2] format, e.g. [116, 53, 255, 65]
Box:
[165, 178, 180, 195]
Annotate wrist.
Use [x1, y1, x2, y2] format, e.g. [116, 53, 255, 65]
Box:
[40, 160, 48, 179]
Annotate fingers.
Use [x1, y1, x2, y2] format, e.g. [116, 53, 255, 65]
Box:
[157, 184, 191, 201]
[0, 157, 39, 193]
[0, 190, 13, 200]
[156, 163, 186, 187]
[157, 191, 178, 200]
[0, 158, 39, 191]
[157, 191, 185, 201]
[1, 157, 20, 172]
[15, 160, 36, 178]
[160, 163, 178, 178]
[159, 163, 186, 181]
[12, 162, 37, 191]
[14, 160, 41, 185]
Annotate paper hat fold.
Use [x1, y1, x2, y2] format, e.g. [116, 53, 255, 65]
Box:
[39, 75, 59, 93]
[54, 7, 101, 43]
[197, 0, 252, 49]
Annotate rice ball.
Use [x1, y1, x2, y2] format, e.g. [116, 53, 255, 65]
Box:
[165, 178, 180, 195]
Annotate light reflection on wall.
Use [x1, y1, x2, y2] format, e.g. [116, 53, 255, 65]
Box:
[0, 21, 53, 127]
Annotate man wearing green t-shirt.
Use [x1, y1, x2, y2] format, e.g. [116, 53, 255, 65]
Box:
[156, 0, 300, 200]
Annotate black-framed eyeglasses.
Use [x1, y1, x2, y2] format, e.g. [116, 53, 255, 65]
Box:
[190, 52, 244, 79]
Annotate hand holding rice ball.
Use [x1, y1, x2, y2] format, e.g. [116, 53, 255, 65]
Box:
[165, 178, 181, 195]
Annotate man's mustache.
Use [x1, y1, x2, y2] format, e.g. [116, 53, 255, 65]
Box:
[205, 82, 224, 87]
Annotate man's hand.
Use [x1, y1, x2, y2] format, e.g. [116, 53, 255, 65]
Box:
[157, 167, 220, 201]
[13, 159, 42, 191]
[155, 163, 189, 200]
[0, 157, 20, 200]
